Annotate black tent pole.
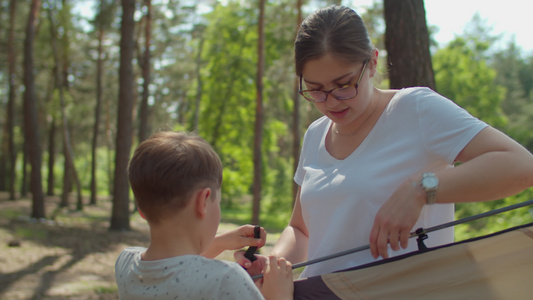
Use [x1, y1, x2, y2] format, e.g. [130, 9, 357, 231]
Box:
[251, 199, 533, 280]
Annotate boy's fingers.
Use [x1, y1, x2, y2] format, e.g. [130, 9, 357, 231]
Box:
[242, 236, 264, 247]
[241, 226, 266, 247]
[234, 250, 252, 268]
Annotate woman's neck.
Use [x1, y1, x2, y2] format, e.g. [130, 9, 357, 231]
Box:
[333, 88, 383, 136]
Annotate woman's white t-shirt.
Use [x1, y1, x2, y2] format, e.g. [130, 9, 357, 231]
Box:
[295, 87, 488, 278]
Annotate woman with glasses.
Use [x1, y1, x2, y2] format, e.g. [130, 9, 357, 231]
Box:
[237, 5, 533, 279]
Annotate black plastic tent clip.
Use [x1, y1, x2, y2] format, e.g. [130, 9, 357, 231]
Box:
[244, 225, 261, 262]
[415, 228, 428, 252]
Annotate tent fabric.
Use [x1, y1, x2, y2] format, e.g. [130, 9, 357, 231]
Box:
[293, 223, 533, 300]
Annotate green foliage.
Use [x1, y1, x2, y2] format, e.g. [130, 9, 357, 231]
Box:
[43, 146, 113, 197]
[221, 196, 292, 231]
[193, 0, 296, 213]
[433, 14, 533, 240]
[492, 42, 533, 150]
[433, 37, 507, 128]
[2, 0, 533, 239]
[455, 190, 533, 241]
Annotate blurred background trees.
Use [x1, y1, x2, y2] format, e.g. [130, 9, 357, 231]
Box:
[0, 0, 532, 237]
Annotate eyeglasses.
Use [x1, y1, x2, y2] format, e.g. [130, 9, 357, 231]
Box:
[299, 58, 369, 103]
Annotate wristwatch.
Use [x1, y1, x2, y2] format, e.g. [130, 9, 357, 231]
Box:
[421, 172, 439, 205]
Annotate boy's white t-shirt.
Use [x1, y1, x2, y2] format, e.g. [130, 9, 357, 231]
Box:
[115, 247, 265, 300]
[295, 87, 488, 278]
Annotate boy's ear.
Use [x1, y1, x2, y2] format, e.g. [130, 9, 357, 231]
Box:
[195, 187, 212, 219]
[138, 208, 147, 220]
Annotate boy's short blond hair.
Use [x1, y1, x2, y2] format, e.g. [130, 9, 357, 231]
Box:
[128, 131, 223, 224]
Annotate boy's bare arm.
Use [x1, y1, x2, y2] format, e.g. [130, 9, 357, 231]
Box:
[202, 225, 266, 259]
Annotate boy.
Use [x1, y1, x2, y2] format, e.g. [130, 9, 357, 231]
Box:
[115, 131, 293, 300]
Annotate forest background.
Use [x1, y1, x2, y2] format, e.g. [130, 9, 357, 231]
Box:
[1, 0, 533, 287]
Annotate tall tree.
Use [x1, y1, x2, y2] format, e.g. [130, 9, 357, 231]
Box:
[46, 117, 56, 196]
[137, 0, 152, 143]
[0, 125, 6, 191]
[493, 45, 533, 150]
[193, 24, 206, 133]
[110, 0, 135, 231]
[6, 0, 18, 200]
[292, 0, 302, 204]
[23, 0, 45, 218]
[384, 0, 435, 89]
[90, 0, 116, 206]
[251, 0, 265, 225]
[20, 142, 28, 198]
[46, 0, 83, 210]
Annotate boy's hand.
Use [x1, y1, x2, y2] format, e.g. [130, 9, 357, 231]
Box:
[256, 256, 293, 300]
[234, 251, 268, 275]
[203, 225, 266, 259]
[220, 225, 267, 250]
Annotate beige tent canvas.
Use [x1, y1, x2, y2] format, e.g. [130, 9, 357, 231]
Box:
[293, 222, 533, 299]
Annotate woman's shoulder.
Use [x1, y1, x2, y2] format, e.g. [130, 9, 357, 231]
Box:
[392, 87, 443, 101]
[307, 115, 330, 132]
[387, 87, 454, 111]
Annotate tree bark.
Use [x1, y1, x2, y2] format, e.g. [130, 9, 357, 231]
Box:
[90, 2, 105, 206]
[20, 141, 28, 198]
[60, 152, 72, 207]
[193, 36, 205, 133]
[46, 117, 56, 196]
[105, 85, 114, 196]
[6, 0, 17, 200]
[110, 0, 135, 231]
[292, 0, 302, 206]
[0, 123, 7, 191]
[252, 0, 265, 225]
[384, 0, 435, 90]
[46, 1, 83, 210]
[138, 0, 152, 143]
[23, 0, 45, 218]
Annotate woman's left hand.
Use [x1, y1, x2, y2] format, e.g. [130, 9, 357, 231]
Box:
[369, 179, 426, 259]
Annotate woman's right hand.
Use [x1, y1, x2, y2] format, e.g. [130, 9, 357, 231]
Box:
[256, 256, 294, 300]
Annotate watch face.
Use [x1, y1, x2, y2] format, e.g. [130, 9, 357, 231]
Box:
[422, 175, 438, 189]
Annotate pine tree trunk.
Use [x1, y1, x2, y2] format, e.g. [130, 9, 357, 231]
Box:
[6, 0, 17, 200]
[138, 0, 152, 143]
[193, 37, 205, 133]
[60, 153, 72, 207]
[20, 142, 28, 198]
[252, 0, 266, 225]
[292, 0, 303, 206]
[46, 2, 83, 210]
[46, 117, 56, 196]
[23, 0, 45, 219]
[384, 0, 435, 89]
[90, 8, 105, 206]
[110, 0, 135, 231]
[0, 124, 7, 191]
